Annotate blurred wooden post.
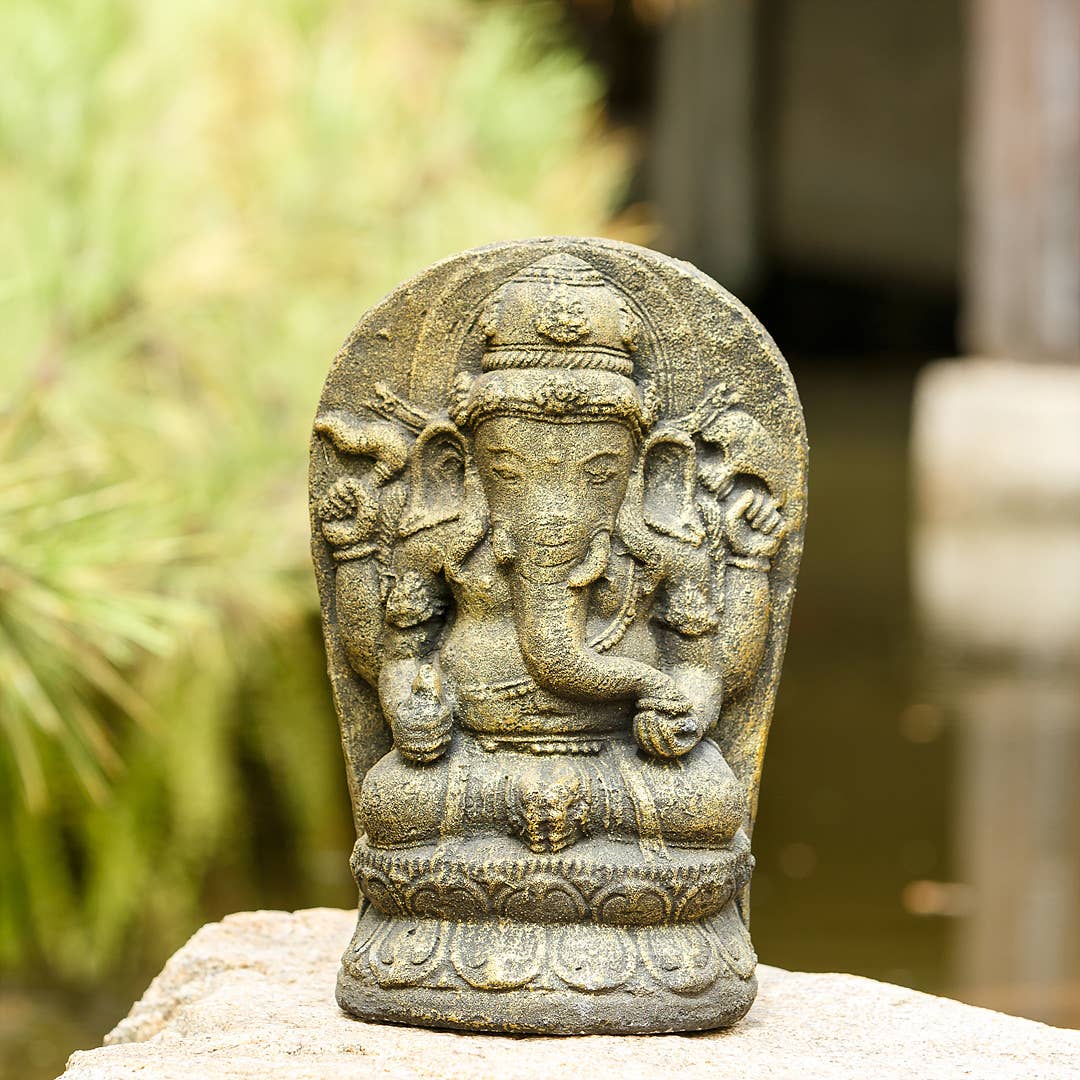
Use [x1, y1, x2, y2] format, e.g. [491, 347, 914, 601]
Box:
[913, 0, 1080, 1025]
[965, 0, 1080, 363]
[650, 0, 760, 293]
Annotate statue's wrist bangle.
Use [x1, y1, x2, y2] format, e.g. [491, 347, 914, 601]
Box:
[726, 554, 771, 571]
[331, 541, 379, 562]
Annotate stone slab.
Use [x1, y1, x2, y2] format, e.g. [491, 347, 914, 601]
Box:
[60, 908, 1080, 1080]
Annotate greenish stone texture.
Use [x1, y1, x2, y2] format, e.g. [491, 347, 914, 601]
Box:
[309, 239, 807, 1033]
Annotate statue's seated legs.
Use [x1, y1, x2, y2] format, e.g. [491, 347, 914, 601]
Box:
[606, 736, 747, 850]
[359, 748, 452, 848]
[359, 730, 746, 852]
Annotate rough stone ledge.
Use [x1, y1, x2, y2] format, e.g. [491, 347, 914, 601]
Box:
[60, 907, 1080, 1080]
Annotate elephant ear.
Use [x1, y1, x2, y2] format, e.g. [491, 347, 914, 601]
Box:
[399, 421, 470, 537]
[641, 429, 705, 545]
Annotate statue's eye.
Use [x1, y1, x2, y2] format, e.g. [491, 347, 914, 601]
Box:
[492, 464, 523, 483]
[585, 464, 616, 485]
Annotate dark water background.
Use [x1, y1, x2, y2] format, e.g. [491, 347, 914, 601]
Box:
[753, 366, 949, 984]
[5, 365, 1077, 1080]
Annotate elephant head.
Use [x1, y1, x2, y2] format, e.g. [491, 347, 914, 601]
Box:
[472, 412, 634, 585]
[443, 366, 702, 746]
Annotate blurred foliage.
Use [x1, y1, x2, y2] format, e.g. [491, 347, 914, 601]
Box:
[0, 0, 630, 978]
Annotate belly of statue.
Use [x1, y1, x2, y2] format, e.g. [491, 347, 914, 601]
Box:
[439, 612, 635, 738]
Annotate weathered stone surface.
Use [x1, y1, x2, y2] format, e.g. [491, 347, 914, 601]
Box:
[61, 908, 1080, 1080]
[309, 238, 807, 1032]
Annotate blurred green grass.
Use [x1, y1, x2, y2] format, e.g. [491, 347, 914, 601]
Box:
[0, 0, 631, 981]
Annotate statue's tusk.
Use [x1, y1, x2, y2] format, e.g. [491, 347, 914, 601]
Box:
[566, 530, 611, 588]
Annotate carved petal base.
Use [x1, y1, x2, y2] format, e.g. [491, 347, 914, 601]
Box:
[336, 899, 758, 1034]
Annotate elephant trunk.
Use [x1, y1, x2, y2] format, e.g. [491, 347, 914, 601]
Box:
[508, 532, 679, 709]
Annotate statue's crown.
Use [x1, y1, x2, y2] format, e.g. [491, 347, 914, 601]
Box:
[481, 253, 640, 377]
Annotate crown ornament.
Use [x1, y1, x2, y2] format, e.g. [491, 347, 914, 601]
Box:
[534, 287, 591, 344]
[480, 253, 641, 376]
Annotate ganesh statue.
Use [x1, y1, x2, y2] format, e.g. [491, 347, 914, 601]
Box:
[309, 239, 806, 1034]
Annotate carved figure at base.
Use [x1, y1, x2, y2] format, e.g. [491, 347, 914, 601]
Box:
[310, 239, 806, 1034]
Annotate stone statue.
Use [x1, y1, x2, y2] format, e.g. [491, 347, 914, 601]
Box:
[309, 239, 806, 1034]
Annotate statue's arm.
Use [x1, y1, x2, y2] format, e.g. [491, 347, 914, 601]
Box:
[643, 546, 723, 755]
[715, 480, 785, 702]
[640, 476, 784, 755]
[656, 627, 723, 737]
[377, 549, 454, 763]
[652, 559, 771, 739]
[718, 559, 771, 702]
